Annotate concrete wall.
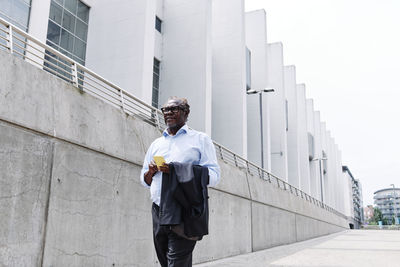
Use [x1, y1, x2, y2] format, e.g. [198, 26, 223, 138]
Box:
[0, 120, 52, 267]
[0, 50, 347, 266]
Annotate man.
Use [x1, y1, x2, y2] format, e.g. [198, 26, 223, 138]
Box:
[140, 97, 220, 267]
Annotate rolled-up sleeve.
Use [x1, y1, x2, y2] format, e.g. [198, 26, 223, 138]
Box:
[199, 135, 221, 187]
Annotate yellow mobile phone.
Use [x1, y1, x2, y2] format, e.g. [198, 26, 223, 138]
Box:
[153, 156, 166, 168]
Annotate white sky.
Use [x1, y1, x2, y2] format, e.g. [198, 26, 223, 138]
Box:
[245, 0, 400, 206]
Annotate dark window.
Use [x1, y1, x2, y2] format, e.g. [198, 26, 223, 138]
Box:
[308, 133, 314, 161]
[49, 1, 62, 24]
[152, 58, 161, 108]
[246, 47, 251, 90]
[77, 1, 89, 23]
[60, 28, 74, 53]
[64, 0, 78, 15]
[62, 9, 76, 33]
[322, 151, 328, 174]
[45, 0, 89, 84]
[47, 20, 61, 45]
[155, 16, 162, 33]
[0, 0, 32, 57]
[285, 100, 289, 131]
[75, 18, 88, 40]
[46, 0, 89, 65]
[0, 0, 32, 31]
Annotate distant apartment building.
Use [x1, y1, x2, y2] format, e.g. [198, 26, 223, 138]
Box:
[342, 166, 363, 228]
[374, 188, 400, 223]
[1, 0, 355, 215]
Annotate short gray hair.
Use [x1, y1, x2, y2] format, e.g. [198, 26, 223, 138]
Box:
[166, 96, 190, 113]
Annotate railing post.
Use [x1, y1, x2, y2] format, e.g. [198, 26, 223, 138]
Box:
[8, 25, 13, 54]
[119, 89, 125, 112]
[71, 62, 78, 87]
[233, 154, 238, 167]
[219, 146, 223, 160]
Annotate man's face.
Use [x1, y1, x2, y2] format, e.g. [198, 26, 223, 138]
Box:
[161, 100, 188, 128]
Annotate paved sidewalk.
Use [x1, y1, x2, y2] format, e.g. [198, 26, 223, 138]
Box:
[194, 230, 400, 267]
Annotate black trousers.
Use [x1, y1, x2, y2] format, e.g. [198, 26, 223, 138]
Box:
[152, 203, 197, 267]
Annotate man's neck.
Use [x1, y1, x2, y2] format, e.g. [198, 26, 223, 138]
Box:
[167, 124, 185, 136]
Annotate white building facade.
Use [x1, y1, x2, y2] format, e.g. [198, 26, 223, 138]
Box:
[0, 0, 358, 211]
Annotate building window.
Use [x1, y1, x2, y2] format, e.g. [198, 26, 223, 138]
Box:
[0, 0, 32, 31]
[46, 0, 89, 65]
[246, 47, 251, 90]
[322, 151, 328, 174]
[155, 16, 162, 33]
[152, 58, 161, 108]
[285, 100, 289, 131]
[0, 0, 32, 56]
[308, 133, 314, 161]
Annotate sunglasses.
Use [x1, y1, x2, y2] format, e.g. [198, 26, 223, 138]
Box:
[161, 106, 183, 114]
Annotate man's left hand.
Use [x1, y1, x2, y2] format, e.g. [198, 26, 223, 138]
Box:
[159, 163, 170, 173]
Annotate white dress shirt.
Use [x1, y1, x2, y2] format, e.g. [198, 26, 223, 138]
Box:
[140, 124, 221, 205]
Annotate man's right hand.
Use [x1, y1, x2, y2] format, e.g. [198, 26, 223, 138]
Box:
[144, 160, 158, 185]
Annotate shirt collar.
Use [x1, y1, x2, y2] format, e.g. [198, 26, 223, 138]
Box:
[163, 124, 188, 137]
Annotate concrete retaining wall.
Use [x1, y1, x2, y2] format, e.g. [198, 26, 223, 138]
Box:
[0, 50, 347, 266]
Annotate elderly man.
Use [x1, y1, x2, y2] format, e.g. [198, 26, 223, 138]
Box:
[140, 97, 220, 267]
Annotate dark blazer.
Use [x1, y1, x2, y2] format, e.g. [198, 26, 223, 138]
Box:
[159, 163, 209, 239]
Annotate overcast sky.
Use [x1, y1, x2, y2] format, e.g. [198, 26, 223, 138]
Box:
[245, 0, 400, 206]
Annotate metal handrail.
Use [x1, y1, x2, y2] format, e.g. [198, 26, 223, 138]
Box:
[0, 17, 347, 220]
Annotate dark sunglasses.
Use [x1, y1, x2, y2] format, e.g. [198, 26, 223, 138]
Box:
[161, 106, 183, 114]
